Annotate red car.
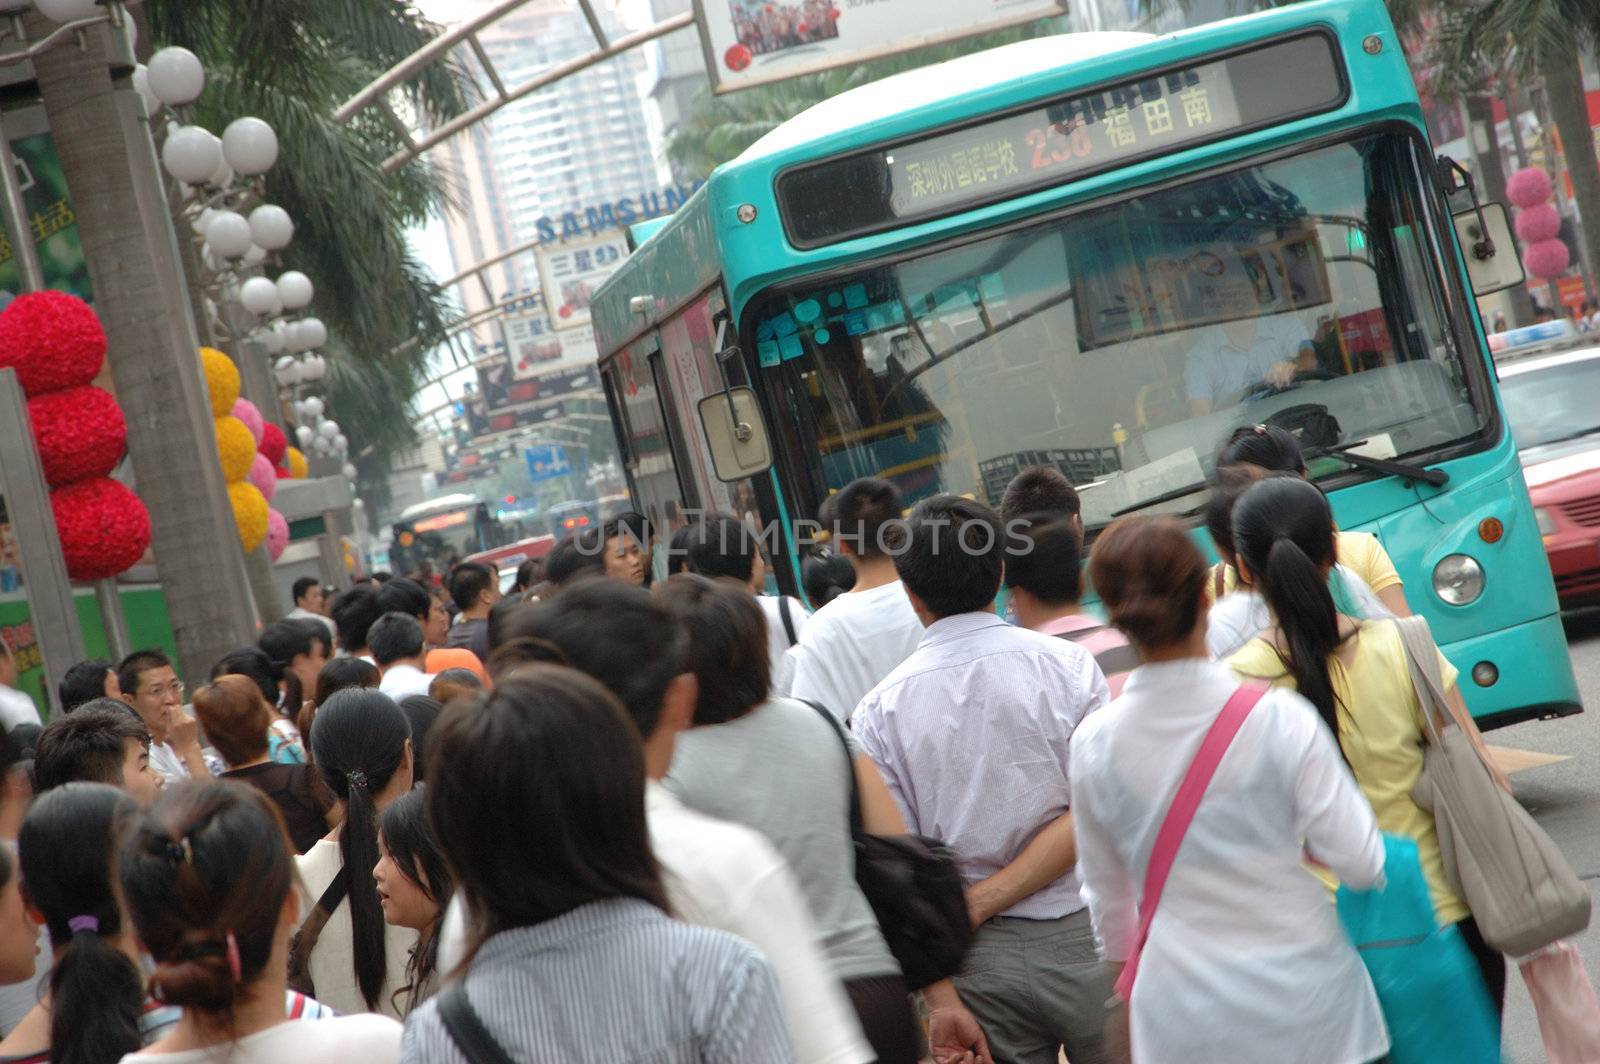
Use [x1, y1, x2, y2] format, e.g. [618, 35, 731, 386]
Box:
[1501, 345, 1600, 606]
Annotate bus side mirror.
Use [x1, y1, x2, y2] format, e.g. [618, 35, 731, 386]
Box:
[1453, 201, 1524, 296]
[699, 386, 772, 482]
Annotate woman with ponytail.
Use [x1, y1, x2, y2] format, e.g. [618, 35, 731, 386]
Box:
[119, 781, 400, 1062]
[294, 689, 415, 1018]
[0, 782, 145, 1064]
[1226, 476, 1510, 1015]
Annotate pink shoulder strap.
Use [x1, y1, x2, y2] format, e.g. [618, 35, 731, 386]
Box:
[1114, 683, 1269, 1002]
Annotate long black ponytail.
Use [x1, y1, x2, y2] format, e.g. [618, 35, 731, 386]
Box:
[1232, 477, 1344, 741]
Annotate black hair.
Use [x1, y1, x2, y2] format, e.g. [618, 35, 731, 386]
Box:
[376, 577, 431, 623]
[20, 783, 143, 1064]
[894, 494, 1004, 619]
[33, 705, 150, 793]
[999, 466, 1081, 523]
[310, 689, 412, 1010]
[257, 620, 327, 715]
[58, 659, 113, 714]
[655, 574, 770, 726]
[397, 696, 442, 780]
[801, 551, 855, 607]
[428, 669, 482, 704]
[448, 563, 495, 613]
[1232, 477, 1344, 743]
[121, 781, 294, 1018]
[292, 576, 321, 605]
[543, 535, 605, 587]
[486, 594, 525, 653]
[666, 523, 698, 577]
[819, 477, 903, 558]
[678, 514, 760, 584]
[209, 647, 280, 707]
[115, 649, 171, 697]
[377, 786, 452, 1013]
[426, 667, 666, 948]
[313, 657, 381, 708]
[330, 587, 381, 654]
[512, 557, 542, 593]
[1002, 512, 1082, 606]
[1217, 424, 1308, 476]
[498, 579, 687, 738]
[368, 612, 425, 668]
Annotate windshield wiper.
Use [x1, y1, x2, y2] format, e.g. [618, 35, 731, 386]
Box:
[1110, 479, 1212, 518]
[1308, 440, 1449, 487]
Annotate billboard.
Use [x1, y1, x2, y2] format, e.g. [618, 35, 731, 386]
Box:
[695, 0, 1068, 93]
[536, 231, 629, 332]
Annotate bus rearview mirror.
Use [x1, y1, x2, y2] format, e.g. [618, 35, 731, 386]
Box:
[699, 387, 772, 482]
[1453, 201, 1524, 296]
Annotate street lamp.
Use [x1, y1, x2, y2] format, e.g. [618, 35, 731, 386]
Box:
[221, 117, 278, 176]
[276, 271, 314, 310]
[145, 46, 205, 107]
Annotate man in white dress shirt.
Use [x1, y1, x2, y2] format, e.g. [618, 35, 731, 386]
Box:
[286, 576, 337, 641]
[855, 495, 1113, 1064]
[371, 612, 433, 701]
[1184, 274, 1316, 416]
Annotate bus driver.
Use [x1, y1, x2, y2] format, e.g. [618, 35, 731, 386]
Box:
[1185, 273, 1316, 416]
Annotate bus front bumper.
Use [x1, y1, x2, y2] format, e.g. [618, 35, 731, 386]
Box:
[1441, 611, 1583, 730]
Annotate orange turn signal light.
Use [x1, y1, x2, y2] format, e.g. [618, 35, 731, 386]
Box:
[1478, 517, 1504, 544]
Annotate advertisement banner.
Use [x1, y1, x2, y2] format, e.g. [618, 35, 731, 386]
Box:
[695, 0, 1067, 93]
[0, 104, 93, 301]
[536, 231, 630, 332]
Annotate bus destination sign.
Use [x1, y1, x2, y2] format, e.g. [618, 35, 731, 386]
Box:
[776, 33, 1346, 248]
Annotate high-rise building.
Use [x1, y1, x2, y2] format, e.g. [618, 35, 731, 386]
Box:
[646, 0, 712, 185]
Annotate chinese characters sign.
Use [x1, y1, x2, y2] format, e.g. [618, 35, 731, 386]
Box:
[536, 232, 630, 332]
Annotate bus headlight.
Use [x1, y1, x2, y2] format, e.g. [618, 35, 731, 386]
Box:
[1433, 554, 1485, 606]
[1536, 507, 1557, 536]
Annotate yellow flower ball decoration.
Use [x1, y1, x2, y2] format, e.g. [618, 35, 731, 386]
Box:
[285, 446, 308, 479]
[214, 415, 256, 483]
[227, 480, 269, 553]
[198, 347, 240, 419]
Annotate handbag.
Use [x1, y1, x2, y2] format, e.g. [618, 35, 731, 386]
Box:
[1395, 615, 1591, 956]
[438, 980, 518, 1064]
[1117, 683, 1265, 1001]
[1519, 941, 1600, 1063]
[286, 867, 348, 998]
[804, 700, 973, 990]
[1336, 833, 1500, 1064]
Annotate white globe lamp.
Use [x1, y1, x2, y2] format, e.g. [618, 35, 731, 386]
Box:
[205, 211, 252, 258]
[276, 271, 313, 311]
[247, 205, 293, 252]
[259, 327, 285, 356]
[161, 126, 222, 185]
[297, 317, 328, 350]
[222, 117, 278, 177]
[318, 420, 340, 440]
[302, 396, 324, 419]
[243, 244, 268, 267]
[342, 463, 358, 480]
[131, 65, 161, 117]
[239, 277, 279, 316]
[147, 47, 205, 107]
[34, 0, 99, 23]
[295, 425, 314, 448]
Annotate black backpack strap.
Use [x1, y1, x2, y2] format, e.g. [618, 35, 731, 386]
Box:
[777, 595, 798, 646]
[317, 866, 350, 914]
[798, 699, 863, 836]
[438, 980, 518, 1064]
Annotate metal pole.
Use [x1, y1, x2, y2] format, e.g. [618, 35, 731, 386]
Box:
[93, 575, 130, 660]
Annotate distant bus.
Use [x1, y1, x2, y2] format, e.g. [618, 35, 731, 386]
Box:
[390, 494, 504, 575]
[546, 498, 600, 534]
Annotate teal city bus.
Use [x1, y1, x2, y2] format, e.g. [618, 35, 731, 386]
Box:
[591, 0, 1580, 726]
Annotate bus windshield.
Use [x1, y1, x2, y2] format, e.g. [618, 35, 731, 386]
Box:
[393, 504, 487, 573]
[751, 132, 1486, 526]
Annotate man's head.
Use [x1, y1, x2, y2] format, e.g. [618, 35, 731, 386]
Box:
[1003, 513, 1083, 619]
[59, 658, 117, 714]
[677, 514, 763, 588]
[368, 612, 426, 670]
[894, 495, 1005, 623]
[601, 515, 649, 587]
[819, 477, 903, 561]
[330, 586, 381, 655]
[545, 534, 606, 588]
[191, 675, 273, 769]
[448, 562, 501, 617]
[498, 579, 692, 758]
[1000, 466, 1081, 529]
[292, 577, 325, 615]
[116, 649, 182, 743]
[33, 702, 161, 804]
[376, 577, 449, 646]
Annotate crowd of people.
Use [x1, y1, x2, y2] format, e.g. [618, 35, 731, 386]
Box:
[0, 420, 1548, 1062]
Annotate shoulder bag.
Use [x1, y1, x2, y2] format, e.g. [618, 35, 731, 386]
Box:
[1118, 683, 1266, 1001]
[803, 700, 972, 990]
[286, 867, 348, 998]
[777, 595, 799, 647]
[1395, 614, 1589, 957]
[438, 980, 518, 1064]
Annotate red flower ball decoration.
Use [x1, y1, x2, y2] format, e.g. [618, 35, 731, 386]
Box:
[28, 385, 126, 487]
[0, 291, 107, 396]
[51, 477, 151, 581]
[259, 422, 287, 465]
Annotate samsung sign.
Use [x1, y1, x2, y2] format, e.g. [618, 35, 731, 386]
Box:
[532, 181, 705, 244]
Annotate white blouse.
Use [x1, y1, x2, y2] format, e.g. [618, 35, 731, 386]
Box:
[1069, 659, 1389, 1064]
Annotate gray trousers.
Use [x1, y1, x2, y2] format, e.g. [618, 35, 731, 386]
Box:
[951, 907, 1112, 1064]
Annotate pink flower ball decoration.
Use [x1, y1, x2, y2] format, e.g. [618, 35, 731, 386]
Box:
[1524, 238, 1571, 280]
[231, 398, 265, 446]
[51, 477, 151, 581]
[1506, 167, 1554, 209]
[1514, 203, 1562, 244]
[266, 508, 289, 561]
[28, 385, 126, 487]
[259, 422, 287, 466]
[249, 452, 278, 502]
[0, 290, 107, 397]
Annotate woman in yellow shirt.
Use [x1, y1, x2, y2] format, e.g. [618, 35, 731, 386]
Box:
[1223, 476, 1508, 1018]
[1214, 425, 1410, 616]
